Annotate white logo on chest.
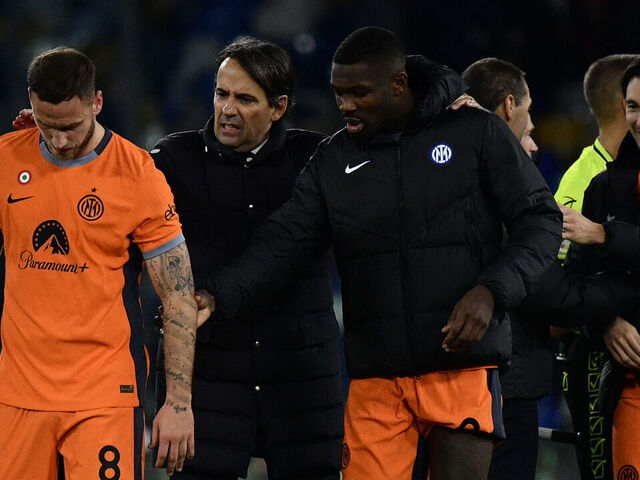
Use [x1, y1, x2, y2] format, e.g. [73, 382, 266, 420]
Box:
[429, 143, 453, 166]
[345, 160, 372, 174]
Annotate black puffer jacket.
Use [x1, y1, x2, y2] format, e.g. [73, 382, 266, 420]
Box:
[567, 133, 640, 279]
[501, 259, 640, 399]
[152, 119, 345, 477]
[152, 119, 338, 379]
[205, 56, 563, 379]
[565, 132, 640, 340]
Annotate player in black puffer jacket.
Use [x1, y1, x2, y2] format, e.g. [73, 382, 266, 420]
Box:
[199, 27, 562, 479]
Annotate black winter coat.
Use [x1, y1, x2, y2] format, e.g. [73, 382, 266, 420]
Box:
[501, 258, 640, 399]
[152, 119, 339, 380]
[566, 132, 640, 326]
[205, 57, 563, 379]
[151, 119, 345, 477]
[498, 132, 640, 399]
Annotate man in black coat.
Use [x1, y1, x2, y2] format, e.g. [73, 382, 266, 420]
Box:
[562, 56, 640, 479]
[463, 57, 546, 480]
[196, 27, 563, 480]
[150, 37, 343, 480]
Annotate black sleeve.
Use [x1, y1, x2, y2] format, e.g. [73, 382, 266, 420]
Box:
[149, 137, 176, 186]
[600, 220, 640, 270]
[200, 150, 332, 320]
[475, 116, 563, 311]
[518, 261, 640, 327]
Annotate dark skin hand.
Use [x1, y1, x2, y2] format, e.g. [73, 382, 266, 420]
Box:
[442, 285, 495, 352]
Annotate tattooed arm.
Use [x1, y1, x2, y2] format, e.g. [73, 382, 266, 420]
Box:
[145, 241, 197, 475]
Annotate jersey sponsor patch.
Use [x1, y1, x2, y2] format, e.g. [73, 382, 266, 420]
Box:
[18, 220, 90, 274]
[429, 143, 454, 166]
[33, 220, 69, 255]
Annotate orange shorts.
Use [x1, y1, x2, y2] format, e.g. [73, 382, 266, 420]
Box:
[0, 403, 145, 480]
[612, 373, 640, 479]
[342, 367, 503, 480]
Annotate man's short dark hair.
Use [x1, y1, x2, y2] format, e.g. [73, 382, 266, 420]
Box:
[28, 47, 96, 104]
[332, 26, 406, 70]
[216, 36, 295, 116]
[620, 56, 640, 101]
[584, 54, 637, 126]
[461, 58, 527, 112]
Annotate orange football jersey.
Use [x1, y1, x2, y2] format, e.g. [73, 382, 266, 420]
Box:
[0, 127, 183, 410]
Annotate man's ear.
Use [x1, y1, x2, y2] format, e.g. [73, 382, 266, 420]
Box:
[390, 71, 408, 96]
[498, 94, 516, 122]
[271, 95, 288, 121]
[93, 90, 104, 116]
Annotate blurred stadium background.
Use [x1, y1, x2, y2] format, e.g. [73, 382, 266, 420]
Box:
[2, 1, 639, 478]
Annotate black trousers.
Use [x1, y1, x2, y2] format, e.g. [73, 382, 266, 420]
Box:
[487, 397, 539, 480]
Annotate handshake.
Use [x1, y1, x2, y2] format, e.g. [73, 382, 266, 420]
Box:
[155, 289, 216, 330]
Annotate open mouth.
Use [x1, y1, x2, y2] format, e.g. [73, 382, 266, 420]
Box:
[345, 118, 363, 134]
[220, 123, 241, 134]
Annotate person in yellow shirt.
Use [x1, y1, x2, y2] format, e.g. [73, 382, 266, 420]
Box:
[555, 55, 636, 259]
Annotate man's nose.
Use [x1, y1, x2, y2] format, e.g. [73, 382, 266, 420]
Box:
[338, 95, 356, 113]
[51, 131, 67, 149]
[222, 98, 238, 115]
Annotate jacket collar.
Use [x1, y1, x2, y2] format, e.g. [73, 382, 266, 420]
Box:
[614, 131, 640, 167]
[202, 115, 287, 165]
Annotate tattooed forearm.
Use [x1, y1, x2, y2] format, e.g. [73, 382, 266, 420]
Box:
[148, 243, 194, 297]
[166, 253, 194, 294]
[167, 399, 188, 414]
[146, 241, 197, 406]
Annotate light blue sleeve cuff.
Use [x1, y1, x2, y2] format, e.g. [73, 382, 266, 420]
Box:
[142, 233, 186, 260]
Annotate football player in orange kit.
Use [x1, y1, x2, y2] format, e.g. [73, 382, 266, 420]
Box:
[0, 47, 197, 479]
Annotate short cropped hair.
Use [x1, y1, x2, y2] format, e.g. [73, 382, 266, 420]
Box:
[461, 58, 527, 112]
[28, 47, 96, 104]
[216, 36, 295, 116]
[621, 56, 640, 101]
[332, 26, 406, 70]
[584, 54, 637, 126]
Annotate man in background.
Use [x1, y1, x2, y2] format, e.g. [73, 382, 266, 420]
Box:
[562, 55, 640, 480]
[462, 57, 544, 480]
[554, 54, 636, 480]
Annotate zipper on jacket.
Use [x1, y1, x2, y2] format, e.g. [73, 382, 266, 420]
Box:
[395, 143, 415, 365]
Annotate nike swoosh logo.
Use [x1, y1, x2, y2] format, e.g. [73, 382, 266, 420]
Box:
[7, 193, 34, 204]
[345, 160, 371, 174]
[606, 214, 615, 222]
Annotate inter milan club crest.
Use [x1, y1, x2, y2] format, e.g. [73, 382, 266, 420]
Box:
[618, 465, 639, 480]
[429, 143, 454, 166]
[77, 192, 104, 221]
[341, 443, 350, 469]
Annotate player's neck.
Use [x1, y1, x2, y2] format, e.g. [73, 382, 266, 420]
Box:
[599, 121, 627, 159]
[77, 121, 106, 159]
